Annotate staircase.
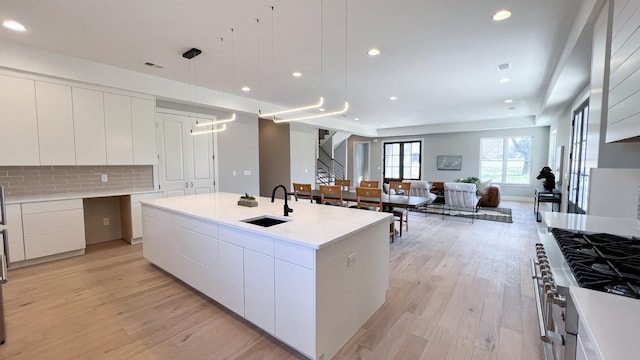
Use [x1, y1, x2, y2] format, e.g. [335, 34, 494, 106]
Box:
[316, 130, 345, 186]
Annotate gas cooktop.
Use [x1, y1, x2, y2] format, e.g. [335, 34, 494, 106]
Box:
[550, 228, 640, 299]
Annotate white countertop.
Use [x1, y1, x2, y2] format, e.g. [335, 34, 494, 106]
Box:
[142, 192, 392, 249]
[5, 189, 162, 204]
[570, 287, 640, 360]
[542, 211, 640, 237]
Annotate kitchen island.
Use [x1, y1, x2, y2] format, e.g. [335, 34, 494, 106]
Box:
[141, 192, 393, 360]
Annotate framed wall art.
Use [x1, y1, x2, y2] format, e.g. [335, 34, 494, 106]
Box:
[437, 155, 462, 170]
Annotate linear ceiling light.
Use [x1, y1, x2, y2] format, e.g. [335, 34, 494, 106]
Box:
[271, 102, 349, 123]
[3, 20, 26, 32]
[195, 113, 237, 127]
[190, 124, 227, 135]
[259, 97, 324, 117]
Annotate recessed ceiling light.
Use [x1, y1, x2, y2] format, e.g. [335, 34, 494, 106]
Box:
[492, 9, 512, 21]
[3, 20, 26, 32]
[367, 48, 381, 56]
[499, 77, 511, 83]
[389, 96, 398, 101]
[504, 99, 513, 103]
[354, 117, 360, 121]
[292, 71, 302, 77]
[241, 86, 251, 92]
[319, 108, 326, 112]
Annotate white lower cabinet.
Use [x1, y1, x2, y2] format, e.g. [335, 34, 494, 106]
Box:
[142, 207, 318, 358]
[244, 249, 275, 334]
[130, 192, 164, 240]
[21, 199, 85, 259]
[275, 259, 315, 357]
[218, 240, 245, 316]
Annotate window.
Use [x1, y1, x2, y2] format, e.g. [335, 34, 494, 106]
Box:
[480, 136, 532, 184]
[383, 141, 421, 183]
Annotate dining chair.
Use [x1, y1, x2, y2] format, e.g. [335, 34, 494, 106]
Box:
[354, 186, 395, 242]
[292, 183, 313, 203]
[319, 185, 344, 206]
[334, 179, 351, 191]
[359, 180, 379, 188]
[389, 182, 411, 236]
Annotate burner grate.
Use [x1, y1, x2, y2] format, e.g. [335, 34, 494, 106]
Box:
[551, 228, 640, 299]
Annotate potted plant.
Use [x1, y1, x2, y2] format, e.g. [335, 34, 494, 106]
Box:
[237, 193, 258, 207]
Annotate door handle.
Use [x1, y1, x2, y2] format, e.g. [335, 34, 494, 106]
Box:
[1, 229, 8, 269]
[190, 182, 194, 188]
[185, 182, 189, 188]
[0, 186, 6, 226]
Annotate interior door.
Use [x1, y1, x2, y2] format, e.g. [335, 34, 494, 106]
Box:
[157, 111, 215, 197]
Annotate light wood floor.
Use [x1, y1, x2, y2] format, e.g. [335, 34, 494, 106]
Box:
[0, 201, 547, 360]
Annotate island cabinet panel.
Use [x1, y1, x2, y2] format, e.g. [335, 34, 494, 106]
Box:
[142, 213, 184, 276]
[274, 240, 315, 269]
[218, 240, 245, 316]
[274, 258, 316, 358]
[244, 249, 275, 334]
[0, 74, 40, 165]
[218, 226, 274, 256]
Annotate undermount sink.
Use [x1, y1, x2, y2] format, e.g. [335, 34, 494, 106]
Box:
[242, 215, 291, 227]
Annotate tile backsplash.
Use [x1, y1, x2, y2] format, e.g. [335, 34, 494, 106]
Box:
[0, 166, 154, 198]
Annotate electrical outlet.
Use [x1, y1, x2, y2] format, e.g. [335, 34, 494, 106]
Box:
[232, 170, 237, 176]
[103, 217, 110, 226]
[101, 174, 108, 182]
[244, 170, 251, 176]
[347, 253, 356, 267]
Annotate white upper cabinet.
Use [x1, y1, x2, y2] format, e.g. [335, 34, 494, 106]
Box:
[73, 87, 107, 165]
[0, 75, 40, 165]
[131, 97, 157, 165]
[35, 81, 76, 165]
[104, 92, 134, 164]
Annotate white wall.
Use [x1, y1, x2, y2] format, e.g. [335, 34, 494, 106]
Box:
[289, 124, 317, 188]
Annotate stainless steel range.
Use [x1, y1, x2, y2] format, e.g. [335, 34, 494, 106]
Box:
[532, 227, 640, 360]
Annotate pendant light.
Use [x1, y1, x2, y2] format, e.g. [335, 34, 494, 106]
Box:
[258, 6, 325, 120]
[265, 0, 348, 122]
[190, 33, 235, 134]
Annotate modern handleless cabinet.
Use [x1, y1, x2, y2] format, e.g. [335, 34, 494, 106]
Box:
[21, 199, 85, 260]
[35, 81, 76, 165]
[0, 75, 40, 165]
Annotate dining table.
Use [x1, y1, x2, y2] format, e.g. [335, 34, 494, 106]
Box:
[296, 189, 433, 209]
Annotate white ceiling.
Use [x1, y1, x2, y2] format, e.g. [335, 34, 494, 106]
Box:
[0, 0, 596, 135]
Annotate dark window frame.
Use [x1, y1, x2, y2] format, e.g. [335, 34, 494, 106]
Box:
[382, 140, 422, 183]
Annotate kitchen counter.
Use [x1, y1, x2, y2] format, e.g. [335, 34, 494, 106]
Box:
[5, 189, 161, 204]
[541, 211, 640, 237]
[141, 192, 391, 359]
[570, 287, 640, 360]
[142, 192, 392, 249]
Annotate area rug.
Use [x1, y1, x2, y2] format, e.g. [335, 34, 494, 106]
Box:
[412, 205, 513, 223]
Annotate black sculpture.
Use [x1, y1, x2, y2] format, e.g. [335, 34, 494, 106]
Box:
[536, 166, 556, 191]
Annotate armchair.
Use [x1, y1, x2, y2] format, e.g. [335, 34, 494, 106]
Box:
[443, 182, 479, 220]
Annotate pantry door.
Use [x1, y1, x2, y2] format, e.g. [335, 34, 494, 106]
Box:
[157, 111, 215, 197]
